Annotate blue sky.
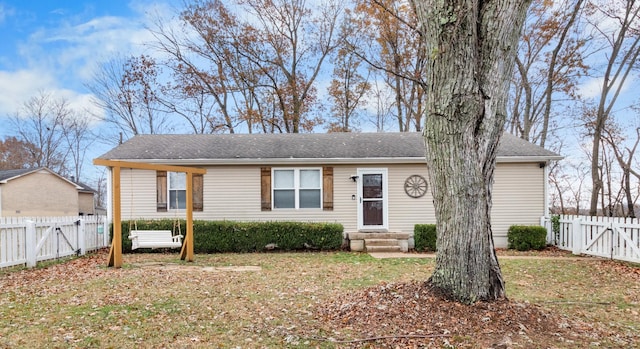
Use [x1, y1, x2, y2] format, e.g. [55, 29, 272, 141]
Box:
[0, 1, 185, 182]
[0, 1, 179, 136]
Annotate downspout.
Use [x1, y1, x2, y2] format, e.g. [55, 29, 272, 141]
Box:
[543, 161, 550, 217]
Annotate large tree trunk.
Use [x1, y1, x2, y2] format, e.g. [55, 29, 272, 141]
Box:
[414, 0, 531, 303]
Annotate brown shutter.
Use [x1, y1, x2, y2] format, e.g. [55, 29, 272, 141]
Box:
[323, 166, 333, 211]
[261, 167, 271, 211]
[192, 173, 203, 212]
[157, 171, 167, 212]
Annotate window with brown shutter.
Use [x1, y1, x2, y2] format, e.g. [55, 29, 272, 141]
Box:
[158, 171, 204, 212]
[323, 166, 333, 211]
[261, 167, 271, 211]
[192, 173, 203, 212]
[157, 171, 167, 212]
[262, 167, 333, 210]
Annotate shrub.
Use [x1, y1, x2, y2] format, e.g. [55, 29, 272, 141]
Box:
[414, 224, 437, 252]
[193, 221, 343, 253]
[551, 215, 561, 245]
[114, 220, 343, 253]
[507, 225, 547, 251]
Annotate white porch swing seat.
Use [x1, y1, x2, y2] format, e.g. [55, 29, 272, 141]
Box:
[127, 170, 183, 250]
[129, 230, 183, 250]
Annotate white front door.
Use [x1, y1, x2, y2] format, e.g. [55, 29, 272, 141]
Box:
[357, 168, 388, 231]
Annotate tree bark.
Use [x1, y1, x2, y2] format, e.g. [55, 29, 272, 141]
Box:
[414, 0, 531, 303]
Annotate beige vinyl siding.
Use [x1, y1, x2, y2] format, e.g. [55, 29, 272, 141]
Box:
[205, 166, 353, 225]
[1, 170, 78, 216]
[120, 169, 158, 219]
[386, 164, 435, 234]
[491, 162, 545, 247]
[118, 162, 545, 248]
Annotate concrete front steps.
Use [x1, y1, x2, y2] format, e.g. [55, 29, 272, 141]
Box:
[348, 232, 410, 252]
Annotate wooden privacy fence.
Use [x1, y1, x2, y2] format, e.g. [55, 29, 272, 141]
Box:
[0, 216, 109, 269]
[541, 214, 640, 264]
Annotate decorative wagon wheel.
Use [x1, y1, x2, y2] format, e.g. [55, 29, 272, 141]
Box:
[404, 175, 428, 198]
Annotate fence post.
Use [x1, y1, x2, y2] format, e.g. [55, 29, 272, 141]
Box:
[540, 216, 551, 245]
[25, 220, 36, 268]
[572, 218, 582, 255]
[102, 218, 109, 248]
[78, 219, 86, 256]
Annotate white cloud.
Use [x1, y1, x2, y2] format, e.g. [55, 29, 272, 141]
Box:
[0, 69, 55, 116]
[577, 76, 635, 101]
[0, 3, 16, 25]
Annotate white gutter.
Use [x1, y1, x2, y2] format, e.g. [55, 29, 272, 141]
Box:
[106, 155, 563, 166]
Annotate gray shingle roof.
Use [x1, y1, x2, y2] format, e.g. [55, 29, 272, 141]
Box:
[96, 132, 561, 162]
[0, 168, 39, 182]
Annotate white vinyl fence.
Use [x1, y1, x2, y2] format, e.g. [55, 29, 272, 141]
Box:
[0, 216, 109, 269]
[541, 214, 640, 264]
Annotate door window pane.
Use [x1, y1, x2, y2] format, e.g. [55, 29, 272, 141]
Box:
[363, 174, 382, 198]
[363, 201, 383, 225]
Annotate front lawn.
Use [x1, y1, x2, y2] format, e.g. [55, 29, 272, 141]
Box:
[0, 250, 637, 348]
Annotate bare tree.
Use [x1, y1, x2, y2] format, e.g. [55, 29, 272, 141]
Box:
[508, 0, 587, 147]
[10, 91, 71, 175]
[414, 0, 532, 302]
[87, 55, 173, 140]
[61, 114, 97, 182]
[586, 0, 640, 215]
[351, 0, 426, 132]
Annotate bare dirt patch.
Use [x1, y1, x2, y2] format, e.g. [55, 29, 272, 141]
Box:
[134, 262, 262, 272]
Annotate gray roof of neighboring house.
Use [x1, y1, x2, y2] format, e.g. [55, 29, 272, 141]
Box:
[0, 168, 94, 192]
[0, 168, 35, 182]
[96, 132, 562, 164]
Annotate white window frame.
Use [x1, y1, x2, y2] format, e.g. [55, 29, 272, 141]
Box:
[168, 171, 186, 210]
[272, 168, 322, 209]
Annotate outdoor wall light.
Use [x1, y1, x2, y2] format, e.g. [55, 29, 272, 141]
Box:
[350, 175, 359, 182]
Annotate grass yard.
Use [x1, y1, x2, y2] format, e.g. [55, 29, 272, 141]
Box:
[0, 250, 638, 348]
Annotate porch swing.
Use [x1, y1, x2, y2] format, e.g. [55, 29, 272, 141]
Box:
[128, 170, 184, 250]
[94, 159, 206, 268]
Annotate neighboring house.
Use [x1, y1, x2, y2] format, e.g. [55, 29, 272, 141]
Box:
[0, 168, 98, 217]
[95, 132, 562, 248]
[73, 178, 99, 216]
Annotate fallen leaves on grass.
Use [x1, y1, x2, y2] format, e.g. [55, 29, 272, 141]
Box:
[313, 281, 602, 348]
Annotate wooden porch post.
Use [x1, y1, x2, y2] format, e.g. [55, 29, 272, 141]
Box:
[107, 166, 123, 268]
[180, 172, 195, 262]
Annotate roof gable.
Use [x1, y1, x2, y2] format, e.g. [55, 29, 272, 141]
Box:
[0, 168, 83, 189]
[97, 132, 562, 163]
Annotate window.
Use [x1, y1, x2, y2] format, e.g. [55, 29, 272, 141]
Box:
[169, 172, 186, 209]
[157, 171, 203, 212]
[273, 168, 321, 209]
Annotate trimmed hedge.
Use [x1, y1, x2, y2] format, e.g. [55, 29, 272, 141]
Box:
[507, 225, 547, 251]
[414, 224, 437, 252]
[114, 220, 343, 253]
